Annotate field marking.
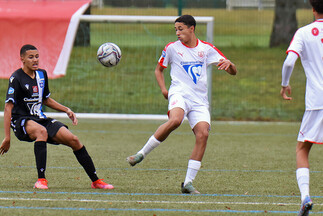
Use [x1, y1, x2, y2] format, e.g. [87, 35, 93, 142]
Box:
[1, 190, 323, 199]
[1, 196, 323, 214]
[0, 197, 306, 206]
[69, 128, 297, 137]
[0, 205, 300, 214]
[1, 164, 322, 174]
[2, 205, 323, 214]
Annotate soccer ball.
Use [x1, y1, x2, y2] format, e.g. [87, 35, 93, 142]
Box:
[97, 42, 122, 67]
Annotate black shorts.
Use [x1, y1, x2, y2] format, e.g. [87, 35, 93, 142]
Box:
[11, 116, 67, 144]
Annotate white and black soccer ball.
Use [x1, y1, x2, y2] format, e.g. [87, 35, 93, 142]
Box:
[97, 42, 122, 67]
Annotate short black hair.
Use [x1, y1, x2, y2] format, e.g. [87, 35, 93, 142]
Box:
[310, 0, 323, 14]
[20, 44, 37, 56]
[175, 15, 196, 30]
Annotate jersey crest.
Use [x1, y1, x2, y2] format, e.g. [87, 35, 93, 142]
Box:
[312, 27, 319, 36]
[182, 63, 203, 84]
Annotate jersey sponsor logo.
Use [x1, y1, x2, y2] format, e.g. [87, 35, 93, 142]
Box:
[182, 61, 203, 84]
[312, 27, 319, 36]
[32, 86, 38, 93]
[27, 101, 43, 117]
[23, 98, 38, 102]
[8, 87, 14, 94]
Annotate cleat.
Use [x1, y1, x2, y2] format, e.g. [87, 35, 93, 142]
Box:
[33, 178, 48, 189]
[181, 182, 200, 194]
[91, 179, 114, 189]
[126, 153, 144, 166]
[298, 196, 313, 216]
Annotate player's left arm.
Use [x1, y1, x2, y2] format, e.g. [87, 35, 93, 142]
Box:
[217, 59, 237, 75]
[280, 51, 298, 100]
[43, 97, 78, 125]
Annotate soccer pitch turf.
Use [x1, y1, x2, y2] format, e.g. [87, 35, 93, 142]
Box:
[0, 118, 322, 215]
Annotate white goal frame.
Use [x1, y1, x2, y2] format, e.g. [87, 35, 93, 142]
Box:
[79, 15, 214, 120]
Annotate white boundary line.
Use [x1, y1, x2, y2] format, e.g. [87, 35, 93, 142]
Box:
[0, 112, 298, 125]
[0, 112, 169, 120]
[0, 197, 305, 206]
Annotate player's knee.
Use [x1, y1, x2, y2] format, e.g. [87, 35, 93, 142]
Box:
[70, 134, 80, 145]
[168, 118, 182, 129]
[36, 127, 48, 140]
[65, 134, 83, 151]
[195, 129, 209, 141]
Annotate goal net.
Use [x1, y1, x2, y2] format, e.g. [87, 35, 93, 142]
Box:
[47, 15, 214, 119]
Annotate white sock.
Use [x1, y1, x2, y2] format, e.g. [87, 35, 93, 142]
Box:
[184, 159, 201, 186]
[138, 135, 161, 158]
[296, 168, 310, 201]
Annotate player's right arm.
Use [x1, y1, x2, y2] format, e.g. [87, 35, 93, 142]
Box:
[280, 51, 298, 100]
[0, 102, 14, 155]
[155, 64, 168, 100]
[156, 43, 173, 100]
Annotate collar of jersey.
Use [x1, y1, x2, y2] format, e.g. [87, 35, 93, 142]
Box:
[181, 39, 199, 48]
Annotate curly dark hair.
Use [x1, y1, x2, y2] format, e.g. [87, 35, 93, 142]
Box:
[20, 44, 37, 56]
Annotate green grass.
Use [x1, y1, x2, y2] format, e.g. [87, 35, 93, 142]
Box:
[0, 118, 322, 215]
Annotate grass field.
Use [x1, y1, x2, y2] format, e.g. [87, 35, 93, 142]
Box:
[0, 118, 322, 215]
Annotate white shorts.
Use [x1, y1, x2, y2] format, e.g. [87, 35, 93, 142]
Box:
[298, 110, 323, 144]
[168, 94, 210, 129]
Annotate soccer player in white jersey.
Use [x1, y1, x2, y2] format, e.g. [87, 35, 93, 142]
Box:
[280, 0, 323, 215]
[127, 15, 237, 194]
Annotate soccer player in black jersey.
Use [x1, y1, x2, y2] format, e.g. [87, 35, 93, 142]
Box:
[0, 44, 113, 190]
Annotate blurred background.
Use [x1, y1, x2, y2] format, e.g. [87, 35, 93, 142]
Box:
[0, 0, 314, 121]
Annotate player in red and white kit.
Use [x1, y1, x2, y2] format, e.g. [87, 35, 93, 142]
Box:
[127, 15, 237, 194]
[280, 0, 323, 215]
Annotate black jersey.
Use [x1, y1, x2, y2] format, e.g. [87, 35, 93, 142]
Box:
[5, 68, 50, 119]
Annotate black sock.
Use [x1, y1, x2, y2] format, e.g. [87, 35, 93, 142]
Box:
[34, 141, 47, 179]
[73, 146, 99, 182]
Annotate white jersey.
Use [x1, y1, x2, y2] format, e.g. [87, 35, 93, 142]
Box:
[159, 39, 226, 105]
[287, 19, 323, 110]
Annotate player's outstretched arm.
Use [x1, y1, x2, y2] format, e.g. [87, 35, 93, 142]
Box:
[43, 98, 78, 125]
[155, 64, 168, 100]
[0, 102, 14, 155]
[217, 59, 237, 75]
